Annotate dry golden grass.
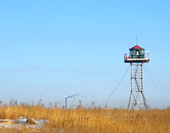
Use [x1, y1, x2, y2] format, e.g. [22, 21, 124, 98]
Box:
[0, 103, 169, 133]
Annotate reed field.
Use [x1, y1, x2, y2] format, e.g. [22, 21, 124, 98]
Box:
[0, 102, 169, 133]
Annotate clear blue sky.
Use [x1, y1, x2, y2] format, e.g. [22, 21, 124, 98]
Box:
[0, 0, 170, 108]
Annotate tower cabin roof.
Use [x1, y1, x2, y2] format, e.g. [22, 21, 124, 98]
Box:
[129, 45, 144, 50]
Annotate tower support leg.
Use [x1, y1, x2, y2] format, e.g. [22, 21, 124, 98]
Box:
[128, 63, 148, 110]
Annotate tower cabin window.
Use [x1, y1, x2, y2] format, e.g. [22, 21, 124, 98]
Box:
[130, 49, 145, 59]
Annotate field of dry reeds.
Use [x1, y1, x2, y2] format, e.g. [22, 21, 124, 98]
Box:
[0, 101, 169, 133]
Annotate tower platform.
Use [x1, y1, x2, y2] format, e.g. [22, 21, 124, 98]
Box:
[124, 52, 150, 63]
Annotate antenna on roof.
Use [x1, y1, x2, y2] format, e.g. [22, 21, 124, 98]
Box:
[136, 35, 138, 45]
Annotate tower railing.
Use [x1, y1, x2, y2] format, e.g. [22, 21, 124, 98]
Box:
[124, 51, 150, 63]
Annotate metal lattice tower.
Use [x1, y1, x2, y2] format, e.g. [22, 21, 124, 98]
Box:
[124, 45, 150, 110]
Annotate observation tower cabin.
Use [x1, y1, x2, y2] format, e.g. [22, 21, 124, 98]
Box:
[124, 45, 150, 63]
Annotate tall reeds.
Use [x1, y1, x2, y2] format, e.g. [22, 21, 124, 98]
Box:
[0, 102, 169, 133]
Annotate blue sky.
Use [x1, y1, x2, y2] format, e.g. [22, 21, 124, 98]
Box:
[0, 0, 170, 108]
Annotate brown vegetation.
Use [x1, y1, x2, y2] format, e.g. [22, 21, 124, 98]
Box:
[0, 102, 169, 133]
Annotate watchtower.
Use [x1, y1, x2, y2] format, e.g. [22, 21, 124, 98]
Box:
[124, 45, 150, 110]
